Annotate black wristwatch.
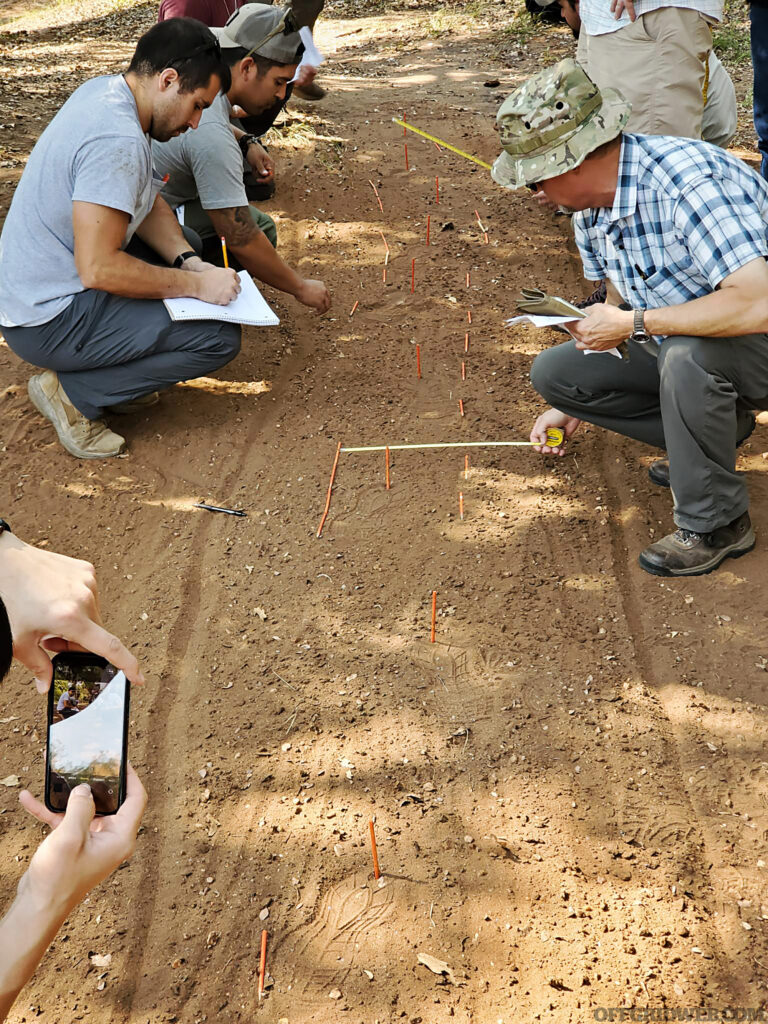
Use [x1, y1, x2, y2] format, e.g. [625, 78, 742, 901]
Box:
[630, 308, 651, 343]
[238, 133, 259, 157]
[172, 251, 198, 269]
[0, 519, 11, 538]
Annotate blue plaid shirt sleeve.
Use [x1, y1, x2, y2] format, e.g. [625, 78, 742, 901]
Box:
[573, 213, 605, 281]
[672, 175, 768, 290]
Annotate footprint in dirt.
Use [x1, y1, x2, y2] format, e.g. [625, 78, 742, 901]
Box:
[281, 871, 396, 1002]
[409, 641, 522, 724]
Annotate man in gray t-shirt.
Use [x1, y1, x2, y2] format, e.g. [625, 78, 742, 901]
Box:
[152, 3, 330, 314]
[0, 19, 242, 460]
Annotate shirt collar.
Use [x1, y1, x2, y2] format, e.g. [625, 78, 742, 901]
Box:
[607, 132, 640, 222]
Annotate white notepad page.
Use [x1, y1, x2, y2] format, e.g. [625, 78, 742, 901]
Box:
[164, 271, 279, 327]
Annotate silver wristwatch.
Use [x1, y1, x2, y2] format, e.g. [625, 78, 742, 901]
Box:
[630, 308, 651, 343]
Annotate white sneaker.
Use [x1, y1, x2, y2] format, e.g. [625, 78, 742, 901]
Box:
[28, 371, 126, 459]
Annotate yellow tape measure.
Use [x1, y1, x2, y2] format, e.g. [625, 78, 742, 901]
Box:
[544, 427, 565, 447]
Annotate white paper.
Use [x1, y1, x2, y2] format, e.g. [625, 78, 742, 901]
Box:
[175, 204, 185, 227]
[291, 26, 325, 82]
[506, 314, 622, 358]
[506, 313, 580, 329]
[164, 271, 279, 327]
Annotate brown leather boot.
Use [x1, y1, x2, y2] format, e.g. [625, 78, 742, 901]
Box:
[638, 511, 755, 577]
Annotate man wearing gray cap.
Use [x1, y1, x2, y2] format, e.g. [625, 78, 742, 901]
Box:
[494, 59, 768, 577]
[153, 3, 330, 313]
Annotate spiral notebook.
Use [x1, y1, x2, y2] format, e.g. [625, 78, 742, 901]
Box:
[164, 271, 279, 326]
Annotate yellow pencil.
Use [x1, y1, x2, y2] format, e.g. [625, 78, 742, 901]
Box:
[220, 235, 229, 269]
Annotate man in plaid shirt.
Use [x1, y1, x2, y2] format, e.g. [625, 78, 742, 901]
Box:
[494, 58, 768, 577]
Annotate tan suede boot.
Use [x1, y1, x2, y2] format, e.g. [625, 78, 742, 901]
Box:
[27, 371, 126, 459]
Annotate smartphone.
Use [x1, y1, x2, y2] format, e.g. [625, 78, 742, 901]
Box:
[45, 652, 130, 816]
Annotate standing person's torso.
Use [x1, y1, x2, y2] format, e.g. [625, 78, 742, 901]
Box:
[578, 0, 722, 35]
[157, 0, 250, 27]
[0, 75, 156, 328]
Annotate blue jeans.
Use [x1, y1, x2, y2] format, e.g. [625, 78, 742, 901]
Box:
[751, 4, 768, 178]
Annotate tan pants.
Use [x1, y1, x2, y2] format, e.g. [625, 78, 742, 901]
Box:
[576, 7, 713, 138]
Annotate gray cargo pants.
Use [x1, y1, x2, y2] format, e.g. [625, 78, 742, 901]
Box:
[3, 289, 241, 421]
[530, 333, 768, 533]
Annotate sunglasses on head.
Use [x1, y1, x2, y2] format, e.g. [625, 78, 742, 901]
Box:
[170, 37, 222, 66]
[526, 182, 541, 192]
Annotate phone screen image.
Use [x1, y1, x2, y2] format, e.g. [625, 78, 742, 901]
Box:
[46, 654, 130, 816]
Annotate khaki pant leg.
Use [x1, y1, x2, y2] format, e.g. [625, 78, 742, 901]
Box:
[584, 7, 712, 137]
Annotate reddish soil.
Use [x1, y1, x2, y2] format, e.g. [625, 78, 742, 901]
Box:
[1, 3, 768, 1023]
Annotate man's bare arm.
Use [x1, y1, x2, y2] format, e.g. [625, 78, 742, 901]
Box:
[208, 206, 330, 313]
[133, 194, 199, 266]
[72, 201, 239, 305]
[570, 259, 768, 349]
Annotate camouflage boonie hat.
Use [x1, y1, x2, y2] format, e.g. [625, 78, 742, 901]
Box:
[492, 58, 631, 190]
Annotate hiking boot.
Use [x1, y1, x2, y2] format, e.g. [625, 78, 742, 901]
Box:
[293, 81, 326, 101]
[28, 371, 126, 459]
[110, 392, 160, 415]
[648, 459, 670, 488]
[243, 170, 276, 202]
[638, 511, 755, 577]
[647, 412, 755, 489]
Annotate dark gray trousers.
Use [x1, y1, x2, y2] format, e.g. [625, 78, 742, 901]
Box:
[530, 334, 768, 533]
[3, 289, 241, 421]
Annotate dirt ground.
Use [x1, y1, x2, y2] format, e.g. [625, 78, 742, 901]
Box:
[2, 1, 768, 1022]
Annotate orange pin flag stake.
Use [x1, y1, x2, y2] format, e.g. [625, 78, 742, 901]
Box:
[461, 361, 466, 381]
[426, 215, 430, 246]
[369, 820, 381, 879]
[379, 230, 390, 254]
[430, 590, 437, 643]
[464, 332, 469, 353]
[385, 446, 391, 490]
[368, 179, 384, 213]
[467, 310, 472, 325]
[459, 492, 464, 520]
[474, 209, 485, 231]
[258, 930, 268, 1001]
[464, 454, 469, 479]
[220, 235, 229, 269]
[459, 399, 465, 417]
[416, 344, 422, 379]
[316, 441, 342, 538]
[466, 271, 470, 288]
[411, 258, 415, 293]
[350, 300, 359, 317]
[483, 231, 489, 245]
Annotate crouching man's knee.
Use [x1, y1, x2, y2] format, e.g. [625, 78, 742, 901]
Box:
[530, 347, 562, 404]
[252, 209, 277, 249]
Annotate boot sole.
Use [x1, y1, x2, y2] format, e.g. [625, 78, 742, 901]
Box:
[638, 527, 756, 577]
[28, 376, 125, 459]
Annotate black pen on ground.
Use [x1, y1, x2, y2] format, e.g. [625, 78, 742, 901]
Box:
[193, 502, 247, 517]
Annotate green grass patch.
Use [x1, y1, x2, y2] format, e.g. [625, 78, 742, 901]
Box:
[713, 0, 751, 67]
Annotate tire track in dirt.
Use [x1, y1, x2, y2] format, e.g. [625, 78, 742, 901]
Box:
[117, 327, 318, 1022]
[599, 444, 752, 1004]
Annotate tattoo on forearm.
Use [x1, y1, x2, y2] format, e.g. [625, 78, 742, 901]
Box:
[219, 206, 258, 248]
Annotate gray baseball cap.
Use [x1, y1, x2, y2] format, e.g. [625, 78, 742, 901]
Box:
[214, 3, 302, 63]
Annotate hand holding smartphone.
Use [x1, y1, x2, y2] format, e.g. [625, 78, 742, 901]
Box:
[45, 653, 130, 816]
